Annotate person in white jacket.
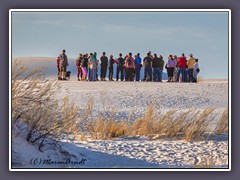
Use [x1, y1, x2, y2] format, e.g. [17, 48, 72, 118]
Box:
[193, 59, 200, 83]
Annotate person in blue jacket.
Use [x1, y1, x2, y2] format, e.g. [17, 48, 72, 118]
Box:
[134, 53, 142, 81]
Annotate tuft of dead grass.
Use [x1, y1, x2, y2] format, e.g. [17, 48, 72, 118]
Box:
[214, 108, 228, 135]
[184, 108, 214, 141]
[87, 116, 129, 140]
[80, 103, 227, 141]
[12, 61, 81, 151]
[197, 75, 204, 83]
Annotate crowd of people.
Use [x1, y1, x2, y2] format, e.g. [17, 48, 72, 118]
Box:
[57, 49, 200, 83]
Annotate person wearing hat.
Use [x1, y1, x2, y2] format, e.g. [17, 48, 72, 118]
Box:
[187, 53, 196, 82]
[75, 53, 83, 81]
[59, 49, 69, 80]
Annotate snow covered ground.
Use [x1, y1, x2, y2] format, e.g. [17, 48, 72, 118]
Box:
[12, 135, 228, 169]
[58, 80, 228, 122]
[11, 58, 229, 170]
[12, 80, 229, 169]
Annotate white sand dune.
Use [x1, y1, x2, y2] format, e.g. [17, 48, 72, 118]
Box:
[57, 80, 228, 122]
[11, 57, 229, 169]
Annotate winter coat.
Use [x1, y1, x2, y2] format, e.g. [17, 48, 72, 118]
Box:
[177, 56, 187, 68]
[59, 53, 68, 66]
[187, 57, 196, 69]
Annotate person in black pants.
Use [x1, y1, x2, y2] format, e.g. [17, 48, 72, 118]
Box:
[108, 54, 115, 81]
[116, 53, 125, 81]
[125, 52, 135, 81]
[100, 52, 108, 81]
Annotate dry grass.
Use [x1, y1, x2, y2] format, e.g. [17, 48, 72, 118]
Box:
[131, 106, 159, 136]
[12, 61, 81, 150]
[214, 108, 228, 135]
[163, 111, 190, 138]
[184, 108, 214, 141]
[87, 116, 129, 139]
[81, 104, 226, 141]
[197, 75, 204, 83]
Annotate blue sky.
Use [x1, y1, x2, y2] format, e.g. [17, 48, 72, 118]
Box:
[11, 11, 229, 79]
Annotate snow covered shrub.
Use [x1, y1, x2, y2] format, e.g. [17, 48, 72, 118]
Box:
[12, 61, 80, 151]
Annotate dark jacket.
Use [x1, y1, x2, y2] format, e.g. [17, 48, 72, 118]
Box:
[152, 57, 160, 68]
[100, 56, 108, 67]
[82, 58, 88, 68]
[117, 57, 125, 67]
[159, 58, 164, 70]
[59, 53, 68, 66]
[143, 56, 152, 68]
[109, 58, 115, 67]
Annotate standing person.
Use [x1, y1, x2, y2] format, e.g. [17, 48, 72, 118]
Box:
[134, 53, 142, 81]
[187, 54, 196, 82]
[94, 52, 99, 81]
[59, 49, 69, 80]
[81, 54, 88, 81]
[125, 52, 135, 81]
[75, 53, 83, 81]
[166, 55, 176, 82]
[88, 53, 97, 81]
[100, 52, 108, 81]
[173, 55, 179, 82]
[193, 59, 200, 83]
[108, 54, 115, 81]
[177, 53, 187, 82]
[56, 56, 60, 77]
[152, 53, 160, 82]
[142, 52, 152, 81]
[116, 53, 125, 81]
[86, 53, 91, 81]
[159, 55, 164, 82]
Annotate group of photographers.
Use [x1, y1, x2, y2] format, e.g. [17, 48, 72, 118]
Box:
[57, 49, 200, 82]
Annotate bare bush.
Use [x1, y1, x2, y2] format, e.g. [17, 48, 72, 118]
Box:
[12, 61, 80, 151]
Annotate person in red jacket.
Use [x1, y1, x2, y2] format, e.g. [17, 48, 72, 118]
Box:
[177, 53, 187, 82]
